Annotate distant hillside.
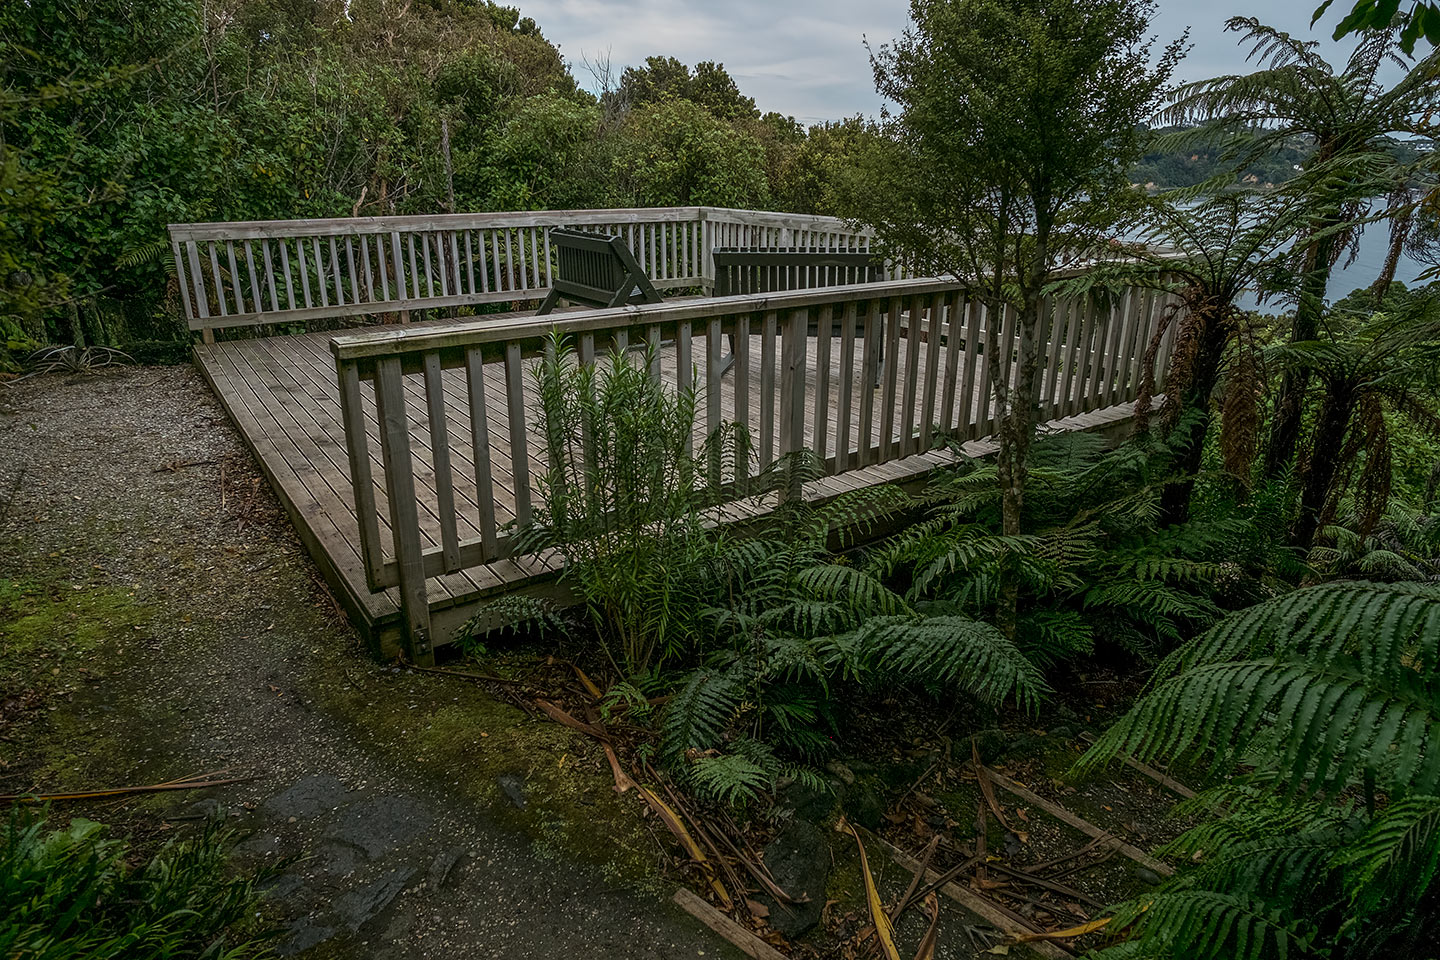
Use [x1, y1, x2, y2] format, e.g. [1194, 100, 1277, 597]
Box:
[1131, 127, 1428, 190]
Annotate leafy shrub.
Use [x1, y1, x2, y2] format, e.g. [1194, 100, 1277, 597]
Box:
[0, 814, 274, 959]
[521, 333, 745, 674]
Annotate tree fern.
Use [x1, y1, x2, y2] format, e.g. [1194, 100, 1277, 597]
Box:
[1079, 581, 1440, 960]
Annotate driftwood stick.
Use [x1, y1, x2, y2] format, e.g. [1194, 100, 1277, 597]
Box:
[2, 775, 257, 803]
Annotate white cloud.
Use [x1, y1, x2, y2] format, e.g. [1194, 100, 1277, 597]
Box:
[518, 0, 1392, 123]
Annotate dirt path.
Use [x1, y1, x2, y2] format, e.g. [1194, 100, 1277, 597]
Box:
[0, 365, 740, 959]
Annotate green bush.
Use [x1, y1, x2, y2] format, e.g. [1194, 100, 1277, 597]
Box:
[0, 814, 274, 960]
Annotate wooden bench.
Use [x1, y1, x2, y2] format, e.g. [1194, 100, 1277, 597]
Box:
[713, 247, 885, 376]
[536, 228, 663, 314]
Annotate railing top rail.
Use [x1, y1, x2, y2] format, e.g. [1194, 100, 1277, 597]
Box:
[700, 207, 869, 233]
[168, 206, 710, 242]
[167, 205, 870, 243]
[330, 276, 964, 363]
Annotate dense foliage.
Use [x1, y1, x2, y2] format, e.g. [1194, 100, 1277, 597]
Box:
[1079, 582, 1440, 959]
[0, 0, 871, 353]
[1, 815, 273, 959]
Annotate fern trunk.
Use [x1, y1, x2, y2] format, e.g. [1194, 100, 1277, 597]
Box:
[1160, 305, 1230, 525]
[1265, 228, 1335, 478]
[1293, 381, 1354, 549]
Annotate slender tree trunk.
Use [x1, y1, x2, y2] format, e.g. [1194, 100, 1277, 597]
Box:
[440, 117, 457, 214]
[1293, 385, 1354, 549]
[1265, 231, 1335, 478]
[1371, 208, 1412, 304]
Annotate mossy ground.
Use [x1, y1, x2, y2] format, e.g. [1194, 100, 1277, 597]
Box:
[311, 654, 671, 894]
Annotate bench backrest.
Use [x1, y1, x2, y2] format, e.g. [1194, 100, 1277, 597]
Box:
[538, 228, 662, 314]
[712, 247, 881, 298]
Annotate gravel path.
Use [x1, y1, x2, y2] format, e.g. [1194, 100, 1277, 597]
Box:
[0, 365, 739, 959]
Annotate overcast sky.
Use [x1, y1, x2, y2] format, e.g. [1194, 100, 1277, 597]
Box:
[520, 0, 1376, 123]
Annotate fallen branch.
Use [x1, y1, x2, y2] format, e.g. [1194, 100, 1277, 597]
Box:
[672, 888, 790, 960]
[1008, 916, 1113, 943]
[404, 661, 530, 685]
[842, 818, 901, 960]
[2, 773, 256, 803]
[1078, 732, 1197, 800]
[980, 765, 1174, 877]
[534, 699, 610, 741]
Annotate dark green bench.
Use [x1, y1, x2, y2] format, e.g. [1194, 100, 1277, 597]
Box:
[536, 227, 662, 315]
[712, 247, 885, 377]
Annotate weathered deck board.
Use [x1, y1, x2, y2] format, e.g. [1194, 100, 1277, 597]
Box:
[196, 307, 1118, 649]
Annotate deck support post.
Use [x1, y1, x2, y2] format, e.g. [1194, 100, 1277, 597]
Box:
[778, 307, 808, 502]
[374, 355, 435, 666]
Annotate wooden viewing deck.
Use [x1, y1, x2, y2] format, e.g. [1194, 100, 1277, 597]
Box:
[174, 207, 1178, 662]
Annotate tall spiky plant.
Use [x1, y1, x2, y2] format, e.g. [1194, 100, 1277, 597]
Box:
[1076, 580, 1440, 960]
[520, 332, 747, 674]
[1157, 17, 1440, 477]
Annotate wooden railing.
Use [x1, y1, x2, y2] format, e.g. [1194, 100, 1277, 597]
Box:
[328, 276, 1179, 662]
[168, 207, 879, 341]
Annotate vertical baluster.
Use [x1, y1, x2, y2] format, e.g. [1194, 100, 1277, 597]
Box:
[733, 314, 751, 486]
[779, 308, 808, 499]
[879, 299, 902, 461]
[504, 229, 516, 292]
[958, 300, 983, 437]
[505, 342, 531, 525]
[280, 238, 298, 310]
[858, 302, 877, 466]
[900, 296, 923, 456]
[759, 310, 777, 470]
[313, 237, 329, 308]
[1042, 297, 1065, 417]
[423, 353, 460, 571]
[421, 232, 437, 299]
[707, 317, 723, 488]
[919, 293, 945, 452]
[323, 237, 340, 306]
[340, 361, 386, 590]
[940, 294, 964, 437]
[677, 319, 693, 457]
[374, 356, 433, 665]
[994, 303, 1017, 434]
[1056, 295, 1084, 418]
[172, 237, 195, 324]
[260, 238, 279, 313]
[836, 300, 858, 472]
[241, 241, 259, 316]
[647, 324, 662, 381]
[186, 241, 210, 341]
[345, 236, 359, 305]
[465, 348, 498, 560]
[1068, 298, 1096, 417]
[812, 302, 833, 470]
[208, 242, 229, 316]
[361, 235, 376, 304]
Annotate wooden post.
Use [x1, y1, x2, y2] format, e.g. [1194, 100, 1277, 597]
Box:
[374, 356, 434, 665]
[778, 307, 807, 501]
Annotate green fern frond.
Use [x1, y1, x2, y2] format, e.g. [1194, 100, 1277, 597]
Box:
[684, 752, 771, 807]
[1077, 583, 1440, 799]
[836, 615, 1048, 710]
[1103, 890, 1319, 960]
[1335, 794, 1440, 912]
[794, 563, 910, 616]
[662, 663, 749, 758]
